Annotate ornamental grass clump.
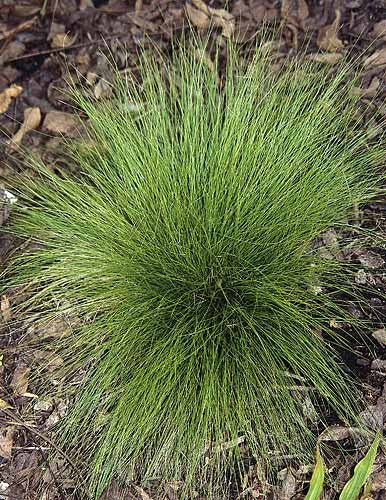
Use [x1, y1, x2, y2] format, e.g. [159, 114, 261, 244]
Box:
[3, 40, 384, 497]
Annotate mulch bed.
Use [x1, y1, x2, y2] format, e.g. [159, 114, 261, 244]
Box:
[0, 1, 385, 499]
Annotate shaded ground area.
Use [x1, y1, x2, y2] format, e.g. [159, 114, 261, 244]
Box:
[0, 0, 386, 498]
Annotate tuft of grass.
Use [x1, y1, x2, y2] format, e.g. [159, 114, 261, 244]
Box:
[3, 39, 385, 497]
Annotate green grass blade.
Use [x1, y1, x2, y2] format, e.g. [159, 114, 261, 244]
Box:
[305, 443, 325, 500]
[339, 433, 380, 500]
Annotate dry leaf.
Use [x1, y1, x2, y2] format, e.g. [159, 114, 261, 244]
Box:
[372, 328, 386, 346]
[352, 77, 380, 98]
[0, 41, 25, 65]
[94, 79, 113, 99]
[0, 399, 12, 410]
[34, 399, 53, 412]
[32, 350, 64, 372]
[10, 365, 30, 396]
[279, 468, 297, 500]
[280, 0, 290, 19]
[297, 0, 309, 21]
[51, 32, 77, 49]
[364, 48, 386, 68]
[26, 317, 71, 339]
[0, 427, 14, 460]
[317, 10, 344, 52]
[101, 482, 131, 499]
[132, 484, 154, 500]
[371, 359, 386, 373]
[0, 295, 11, 322]
[45, 401, 68, 429]
[373, 19, 386, 39]
[307, 52, 342, 64]
[185, 2, 210, 29]
[357, 250, 385, 269]
[0, 84, 22, 114]
[43, 111, 80, 137]
[281, 0, 309, 26]
[185, 0, 234, 37]
[371, 467, 386, 491]
[47, 22, 65, 40]
[10, 107, 41, 145]
[86, 72, 98, 85]
[99, 1, 129, 14]
[13, 5, 41, 16]
[359, 404, 383, 429]
[319, 425, 351, 441]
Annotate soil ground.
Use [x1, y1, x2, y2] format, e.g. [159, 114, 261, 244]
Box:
[0, 1, 385, 499]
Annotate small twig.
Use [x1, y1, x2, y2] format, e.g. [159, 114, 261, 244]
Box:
[0, 16, 38, 42]
[5, 32, 131, 64]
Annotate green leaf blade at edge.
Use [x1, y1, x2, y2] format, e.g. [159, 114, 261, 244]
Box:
[305, 443, 325, 500]
[339, 432, 381, 500]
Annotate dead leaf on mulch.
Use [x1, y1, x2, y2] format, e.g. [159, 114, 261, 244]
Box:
[0, 399, 12, 410]
[371, 359, 386, 374]
[307, 52, 342, 65]
[364, 48, 386, 68]
[281, 0, 309, 27]
[185, 0, 235, 38]
[360, 403, 384, 430]
[372, 19, 386, 40]
[98, 1, 129, 14]
[132, 484, 154, 500]
[12, 4, 41, 17]
[42, 458, 75, 489]
[319, 426, 351, 441]
[10, 364, 30, 396]
[43, 111, 81, 137]
[0, 84, 23, 114]
[26, 317, 72, 339]
[10, 107, 41, 146]
[371, 466, 386, 491]
[33, 398, 53, 412]
[0, 426, 14, 460]
[45, 401, 68, 429]
[317, 10, 344, 52]
[0, 41, 26, 65]
[357, 250, 385, 269]
[32, 350, 64, 372]
[47, 21, 78, 49]
[51, 32, 77, 49]
[352, 77, 380, 98]
[0, 294, 11, 322]
[185, 2, 209, 29]
[372, 328, 386, 346]
[100, 481, 131, 499]
[277, 467, 297, 500]
[94, 79, 113, 99]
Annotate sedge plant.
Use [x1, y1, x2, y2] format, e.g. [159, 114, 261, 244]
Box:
[2, 38, 385, 497]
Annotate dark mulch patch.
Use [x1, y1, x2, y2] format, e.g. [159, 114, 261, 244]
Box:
[0, 1, 385, 499]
